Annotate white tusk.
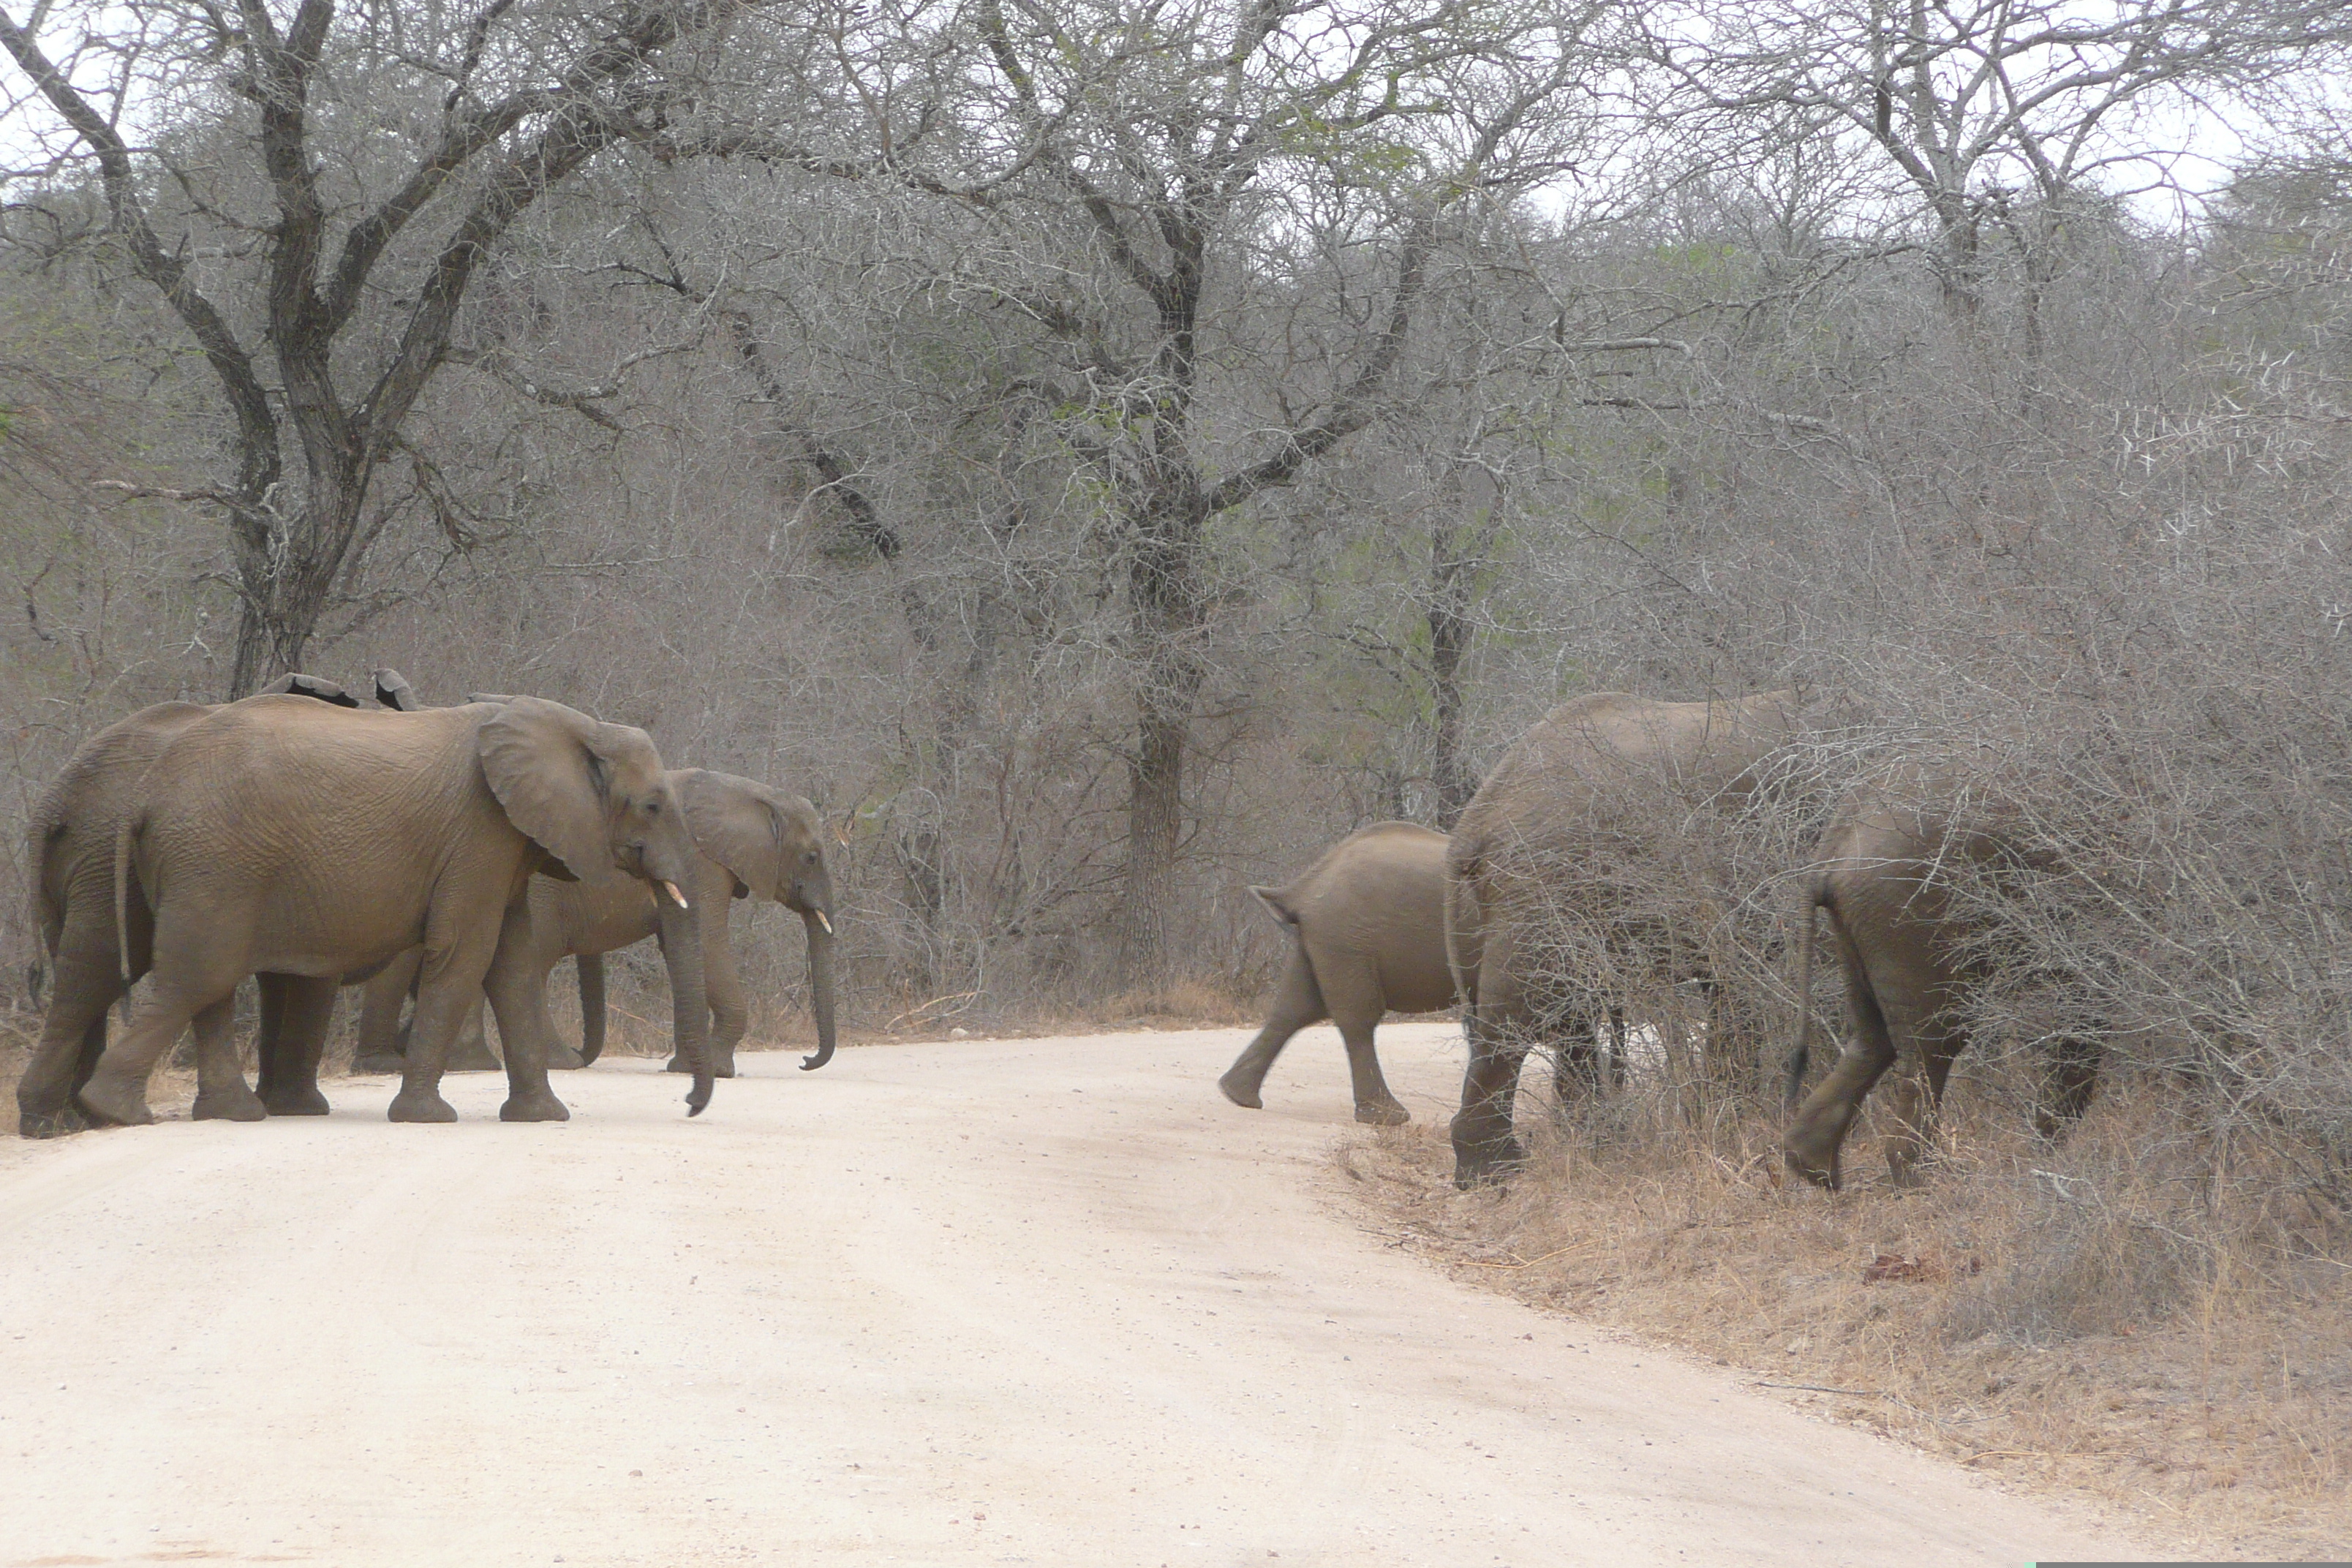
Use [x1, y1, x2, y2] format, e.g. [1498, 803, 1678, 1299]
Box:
[815, 910, 834, 935]
[661, 881, 690, 911]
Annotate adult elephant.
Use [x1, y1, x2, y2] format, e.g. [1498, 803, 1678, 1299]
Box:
[339, 682, 839, 1082]
[347, 769, 838, 1081]
[1218, 821, 1451, 1126]
[1447, 690, 1829, 1187]
[18, 674, 365, 1137]
[75, 693, 715, 1128]
[1781, 766, 2100, 1189]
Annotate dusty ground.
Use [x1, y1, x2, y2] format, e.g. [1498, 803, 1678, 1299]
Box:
[0, 1023, 2168, 1566]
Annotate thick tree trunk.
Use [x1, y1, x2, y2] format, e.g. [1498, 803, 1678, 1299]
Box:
[1115, 489, 1209, 985]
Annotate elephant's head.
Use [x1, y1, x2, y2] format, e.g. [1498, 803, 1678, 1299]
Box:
[476, 698, 716, 1113]
[675, 768, 840, 1072]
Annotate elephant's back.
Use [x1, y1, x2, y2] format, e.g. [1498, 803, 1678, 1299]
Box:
[139, 698, 502, 875]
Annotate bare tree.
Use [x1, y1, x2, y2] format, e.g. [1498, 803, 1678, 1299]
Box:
[1647, 0, 2352, 331]
[0, 0, 792, 694]
[745, 0, 1610, 978]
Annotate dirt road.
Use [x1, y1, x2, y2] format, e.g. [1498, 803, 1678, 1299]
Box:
[0, 1022, 2157, 1566]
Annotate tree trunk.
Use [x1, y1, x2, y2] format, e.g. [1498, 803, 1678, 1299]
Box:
[1115, 487, 1209, 985]
[1428, 465, 1495, 830]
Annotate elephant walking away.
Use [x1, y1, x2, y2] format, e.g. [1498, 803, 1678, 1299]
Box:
[76, 693, 715, 1128]
[1219, 822, 1452, 1126]
[19, 674, 369, 1137]
[1782, 768, 2101, 1189]
[1447, 690, 1841, 1187]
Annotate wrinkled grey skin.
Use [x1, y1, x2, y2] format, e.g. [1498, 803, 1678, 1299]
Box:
[18, 675, 363, 1137]
[76, 694, 713, 1128]
[1218, 822, 1452, 1126]
[1446, 690, 1816, 1188]
[1781, 769, 2101, 1189]
[345, 679, 839, 1082]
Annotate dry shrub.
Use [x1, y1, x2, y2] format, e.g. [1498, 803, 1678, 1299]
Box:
[1338, 1065, 2352, 1557]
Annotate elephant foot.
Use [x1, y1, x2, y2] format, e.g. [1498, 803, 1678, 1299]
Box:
[350, 1052, 407, 1077]
[1216, 1070, 1264, 1110]
[260, 1085, 331, 1117]
[664, 1053, 735, 1079]
[17, 1099, 90, 1139]
[499, 1090, 570, 1123]
[445, 1044, 505, 1074]
[1450, 1134, 1525, 1190]
[386, 1087, 459, 1123]
[192, 1082, 269, 1123]
[1782, 1144, 1840, 1191]
[547, 1043, 587, 1071]
[1354, 1098, 1411, 1127]
[74, 1077, 156, 1128]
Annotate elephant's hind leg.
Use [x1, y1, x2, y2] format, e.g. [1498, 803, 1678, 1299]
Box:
[255, 973, 337, 1115]
[78, 989, 214, 1128]
[1783, 937, 1896, 1190]
[190, 996, 266, 1122]
[1450, 934, 1531, 1186]
[1304, 949, 1406, 1125]
[1220, 941, 1326, 1111]
[2034, 1035, 2103, 1140]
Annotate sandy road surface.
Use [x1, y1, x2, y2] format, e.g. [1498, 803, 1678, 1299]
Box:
[0, 1023, 2157, 1567]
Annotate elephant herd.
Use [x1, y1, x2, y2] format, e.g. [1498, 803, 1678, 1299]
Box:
[17, 675, 2095, 1199]
[1221, 690, 2106, 1192]
[18, 672, 838, 1138]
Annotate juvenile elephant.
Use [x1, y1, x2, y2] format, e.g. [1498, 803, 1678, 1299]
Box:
[77, 693, 715, 1128]
[1447, 690, 1828, 1186]
[18, 674, 365, 1137]
[1781, 767, 2101, 1189]
[1218, 821, 1451, 1126]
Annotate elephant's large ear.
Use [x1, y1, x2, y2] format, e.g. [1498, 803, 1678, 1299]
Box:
[373, 668, 420, 712]
[676, 769, 789, 902]
[260, 672, 361, 708]
[477, 697, 622, 882]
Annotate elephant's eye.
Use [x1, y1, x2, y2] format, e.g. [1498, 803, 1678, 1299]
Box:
[646, 799, 661, 815]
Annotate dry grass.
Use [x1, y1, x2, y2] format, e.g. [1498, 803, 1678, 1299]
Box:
[1334, 1069, 2352, 1560]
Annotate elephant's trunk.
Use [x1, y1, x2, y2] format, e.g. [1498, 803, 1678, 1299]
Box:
[655, 897, 714, 1115]
[576, 952, 607, 1066]
[799, 911, 837, 1071]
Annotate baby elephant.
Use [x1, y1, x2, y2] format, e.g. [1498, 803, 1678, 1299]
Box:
[1219, 821, 1455, 1125]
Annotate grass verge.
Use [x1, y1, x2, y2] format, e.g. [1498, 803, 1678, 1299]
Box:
[1333, 1077, 2350, 1560]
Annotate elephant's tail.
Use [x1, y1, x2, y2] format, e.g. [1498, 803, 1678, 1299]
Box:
[1782, 870, 1831, 1114]
[112, 813, 138, 1023]
[1443, 850, 1485, 1013]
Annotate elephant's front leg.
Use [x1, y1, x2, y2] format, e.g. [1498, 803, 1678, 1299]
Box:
[189, 994, 266, 1122]
[697, 921, 747, 1081]
[481, 897, 569, 1123]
